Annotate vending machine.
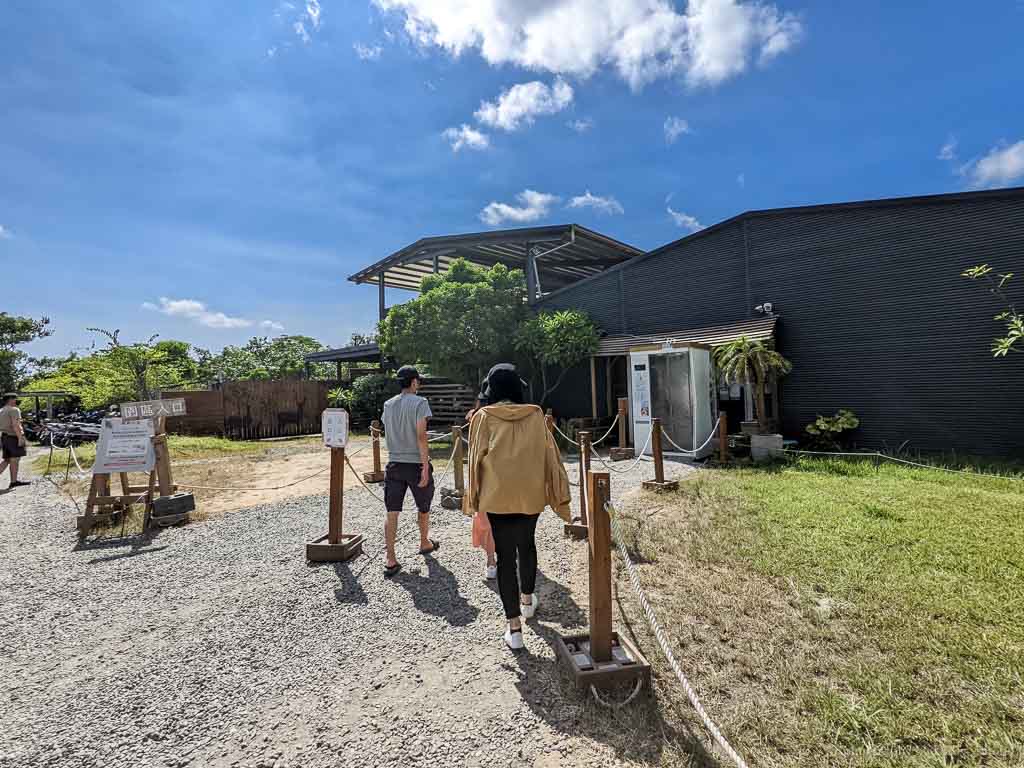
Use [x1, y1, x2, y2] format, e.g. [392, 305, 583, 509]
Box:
[628, 342, 716, 459]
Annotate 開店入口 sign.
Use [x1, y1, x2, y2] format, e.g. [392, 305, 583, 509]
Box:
[120, 398, 187, 421]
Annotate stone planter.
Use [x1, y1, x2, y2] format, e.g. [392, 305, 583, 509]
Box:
[750, 433, 783, 462]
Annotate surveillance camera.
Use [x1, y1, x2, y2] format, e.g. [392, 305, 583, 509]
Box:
[763, 302, 773, 314]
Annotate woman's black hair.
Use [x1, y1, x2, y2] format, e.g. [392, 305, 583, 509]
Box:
[484, 366, 524, 404]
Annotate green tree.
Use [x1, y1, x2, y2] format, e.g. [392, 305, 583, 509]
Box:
[197, 335, 326, 381]
[514, 310, 599, 405]
[87, 328, 183, 400]
[0, 312, 51, 391]
[379, 258, 526, 384]
[714, 336, 792, 433]
[962, 264, 1022, 357]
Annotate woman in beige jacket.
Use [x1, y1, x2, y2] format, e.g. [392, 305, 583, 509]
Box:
[467, 365, 571, 650]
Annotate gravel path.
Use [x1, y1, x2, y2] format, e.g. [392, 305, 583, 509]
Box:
[0, 451, 697, 768]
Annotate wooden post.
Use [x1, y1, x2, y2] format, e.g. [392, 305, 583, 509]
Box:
[328, 447, 344, 545]
[609, 397, 634, 461]
[307, 443, 364, 562]
[565, 431, 591, 538]
[590, 358, 598, 419]
[452, 425, 465, 495]
[717, 411, 728, 463]
[605, 358, 614, 417]
[363, 420, 385, 483]
[119, 472, 133, 514]
[588, 470, 613, 663]
[152, 434, 173, 497]
[643, 418, 678, 491]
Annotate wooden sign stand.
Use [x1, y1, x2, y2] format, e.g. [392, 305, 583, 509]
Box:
[78, 472, 147, 539]
[609, 398, 635, 461]
[555, 471, 651, 690]
[362, 420, 385, 484]
[642, 418, 678, 492]
[306, 446, 364, 562]
[565, 431, 591, 539]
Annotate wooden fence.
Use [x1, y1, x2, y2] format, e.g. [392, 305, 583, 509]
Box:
[161, 377, 476, 440]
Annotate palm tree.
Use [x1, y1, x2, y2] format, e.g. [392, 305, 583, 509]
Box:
[714, 336, 792, 433]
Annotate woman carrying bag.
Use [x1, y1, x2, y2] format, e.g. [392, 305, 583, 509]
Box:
[465, 364, 571, 650]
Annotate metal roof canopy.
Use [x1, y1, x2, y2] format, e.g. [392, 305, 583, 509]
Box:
[304, 342, 381, 364]
[347, 224, 643, 294]
[595, 316, 778, 356]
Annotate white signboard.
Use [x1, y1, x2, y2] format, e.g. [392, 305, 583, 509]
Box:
[93, 418, 156, 474]
[632, 363, 651, 421]
[121, 398, 187, 421]
[322, 409, 349, 449]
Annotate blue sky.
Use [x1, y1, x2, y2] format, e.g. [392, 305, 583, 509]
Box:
[3, 1, 1023, 359]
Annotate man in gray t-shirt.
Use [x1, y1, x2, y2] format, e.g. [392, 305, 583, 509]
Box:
[380, 366, 438, 576]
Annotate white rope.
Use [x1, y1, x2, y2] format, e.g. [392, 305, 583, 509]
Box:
[783, 448, 1023, 481]
[590, 678, 644, 709]
[588, 413, 620, 447]
[660, 424, 718, 456]
[589, 429, 654, 475]
[606, 500, 749, 768]
[552, 421, 580, 446]
[344, 452, 388, 504]
[432, 440, 460, 490]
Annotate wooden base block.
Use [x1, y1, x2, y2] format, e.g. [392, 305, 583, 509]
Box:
[362, 471, 385, 484]
[150, 512, 191, 528]
[564, 522, 589, 539]
[76, 512, 121, 534]
[306, 533, 364, 563]
[608, 448, 635, 461]
[555, 632, 652, 691]
[642, 479, 679, 492]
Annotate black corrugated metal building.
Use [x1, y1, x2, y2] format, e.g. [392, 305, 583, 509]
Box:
[536, 187, 1024, 455]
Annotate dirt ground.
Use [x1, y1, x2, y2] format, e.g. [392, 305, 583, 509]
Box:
[57, 437, 453, 521]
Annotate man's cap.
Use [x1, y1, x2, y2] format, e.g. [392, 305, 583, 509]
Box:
[396, 365, 423, 386]
[2, 392, 19, 402]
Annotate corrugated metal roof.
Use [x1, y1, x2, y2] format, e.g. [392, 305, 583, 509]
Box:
[596, 316, 777, 356]
[304, 342, 381, 363]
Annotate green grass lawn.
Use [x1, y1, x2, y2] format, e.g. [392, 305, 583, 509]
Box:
[615, 457, 1024, 768]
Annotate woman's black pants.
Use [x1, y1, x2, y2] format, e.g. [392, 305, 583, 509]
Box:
[486, 513, 539, 620]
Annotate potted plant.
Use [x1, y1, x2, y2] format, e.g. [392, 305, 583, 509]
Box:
[714, 336, 792, 460]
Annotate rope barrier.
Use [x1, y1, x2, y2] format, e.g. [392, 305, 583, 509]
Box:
[589, 429, 654, 475]
[660, 424, 718, 457]
[590, 678, 644, 709]
[552, 422, 580, 446]
[588, 414, 619, 447]
[605, 500, 749, 768]
[783, 449, 1023, 481]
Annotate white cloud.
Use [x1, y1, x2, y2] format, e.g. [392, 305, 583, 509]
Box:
[260, 320, 286, 332]
[567, 190, 624, 215]
[0, 225, 11, 240]
[443, 124, 490, 152]
[266, 46, 278, 58]
[737, 172, 745, 187]
[475, 79, 574, 131]
[938, 136, 957, 161]
[306, 0, 321, 29]
[143, 297, 253, 330]
[667, 206, 704, 232]
[373, 0, 803, 90]
[963, 140, 1024, 188]
[354, 42, 383, 60]
[664, 116, 690, 144]
[294, 21, 311, 43]
[480, 190, 560, 226]
[567, 117, 594, 133]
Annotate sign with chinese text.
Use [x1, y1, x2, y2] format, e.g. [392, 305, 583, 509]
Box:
[322, 409, 349, 448]
[93, 418, 156, 474]
[120, 398, 187, 421]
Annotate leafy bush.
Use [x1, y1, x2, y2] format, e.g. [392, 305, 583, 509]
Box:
[514, 310, 599, 405]
[336, 374, 399, 426]
[804, 409, 860, 450]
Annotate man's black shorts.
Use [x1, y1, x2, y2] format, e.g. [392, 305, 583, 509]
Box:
[384, 462, 435, 513]
[1, 434, 27, 460]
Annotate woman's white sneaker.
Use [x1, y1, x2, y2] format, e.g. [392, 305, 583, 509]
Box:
[504, 625, 524, 650]
[520, 593, 539, 619]
[486, 565, 497, 580]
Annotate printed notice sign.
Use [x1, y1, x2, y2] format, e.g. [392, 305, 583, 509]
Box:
[93, 418, 156, 474]
[322, 409, 349, 449]
[120, 398, 187, 421]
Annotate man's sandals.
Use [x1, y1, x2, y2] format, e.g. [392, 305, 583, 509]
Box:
[384, 540, 439, 577]
[418, 539, 440, 556]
